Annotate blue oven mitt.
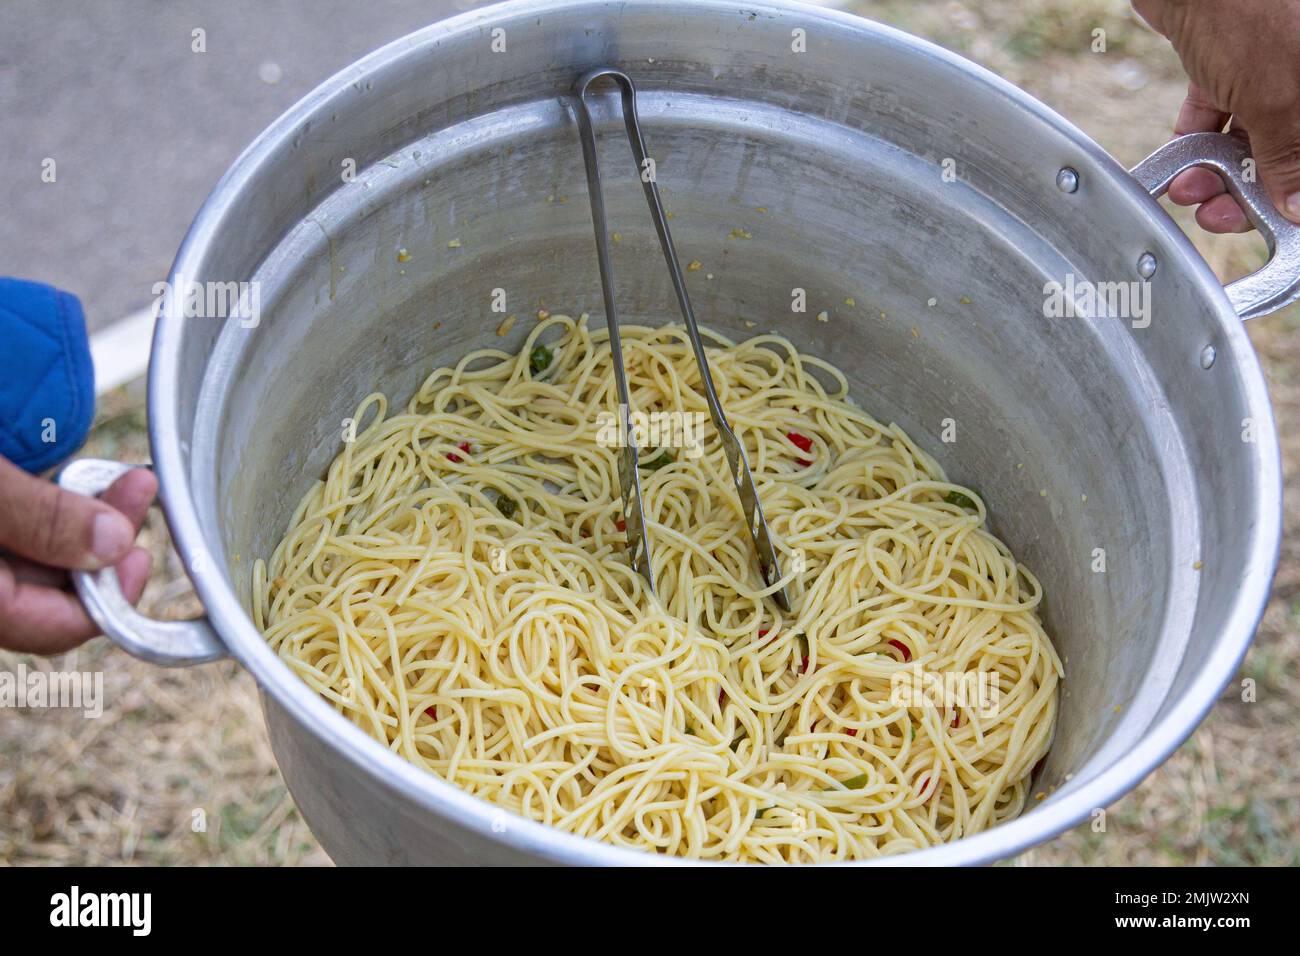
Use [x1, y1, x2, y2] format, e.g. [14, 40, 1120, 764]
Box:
[0, 278, 96, 473]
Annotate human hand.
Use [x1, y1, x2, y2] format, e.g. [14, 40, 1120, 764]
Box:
[1133, 0, 1300, 232]
[0, 456, 156, 654]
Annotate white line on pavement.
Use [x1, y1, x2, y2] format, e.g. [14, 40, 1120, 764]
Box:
[90, 304, 156, 395]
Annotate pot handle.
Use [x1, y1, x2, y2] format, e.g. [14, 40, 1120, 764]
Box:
[1130, 132, 1300, 320]
[57, 458, 228, 666]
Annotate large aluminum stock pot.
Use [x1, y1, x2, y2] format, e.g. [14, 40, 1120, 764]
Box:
[62, 0, 1294, 865]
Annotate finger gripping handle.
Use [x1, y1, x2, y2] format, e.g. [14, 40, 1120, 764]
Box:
[57, 458, 226, 666]
[1130, 132, 1300, 319]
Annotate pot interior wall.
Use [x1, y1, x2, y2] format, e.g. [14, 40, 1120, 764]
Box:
[194, 85, 1193, 813]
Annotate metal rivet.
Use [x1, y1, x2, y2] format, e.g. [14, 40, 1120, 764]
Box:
[1200, 345, 1217, 369]
[1137, 252, 1158, 279]
[1056, 167, 1079, 193]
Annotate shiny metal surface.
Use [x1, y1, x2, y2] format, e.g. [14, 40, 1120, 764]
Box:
[133, 0, 1281, 864]
[1130, 132, 1300, 319]
[571, 69, 657, 593]
[58, 459, 227, 666]
[573, 67, 791, 610]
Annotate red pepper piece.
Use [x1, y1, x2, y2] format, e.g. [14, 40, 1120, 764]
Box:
[787, 431, 813, 467]
[918, 775, 941, 799]
[447, 441, 471, 463]
[887, 639, 912, 662]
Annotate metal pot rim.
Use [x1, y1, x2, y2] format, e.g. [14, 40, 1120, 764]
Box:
[147, 0, 1282, 864]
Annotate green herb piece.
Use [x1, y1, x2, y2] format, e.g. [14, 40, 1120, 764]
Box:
[529, 344, 553, 375]
[840, 773, 870, 790]
[640, 450, 674, 471]
[943, 490, 978, 510]
[496, 496, 519, 519]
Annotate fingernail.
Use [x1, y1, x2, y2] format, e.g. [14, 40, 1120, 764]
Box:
[1286, 192, 1300, 223]
[90, 512, 132, 565]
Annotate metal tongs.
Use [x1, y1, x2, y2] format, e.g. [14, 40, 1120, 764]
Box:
[573, 67, 791, 612]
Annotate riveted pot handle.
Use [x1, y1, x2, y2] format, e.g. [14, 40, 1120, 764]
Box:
[57, 458, 227, 666]
[1130, 132, 1300, 320]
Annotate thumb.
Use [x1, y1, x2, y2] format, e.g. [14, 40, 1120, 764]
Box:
[0, 455, 135, 571]
[1130, 0, 1168, 37]
[1248, 116, 1300, 224]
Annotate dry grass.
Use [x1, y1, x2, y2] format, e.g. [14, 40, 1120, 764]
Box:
[1, 0, 1296, 865]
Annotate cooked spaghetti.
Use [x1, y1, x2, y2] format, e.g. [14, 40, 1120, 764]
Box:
[253, 314, 1061, 862]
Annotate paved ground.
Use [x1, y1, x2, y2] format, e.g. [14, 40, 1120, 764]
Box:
[0, 0, 476, 331]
